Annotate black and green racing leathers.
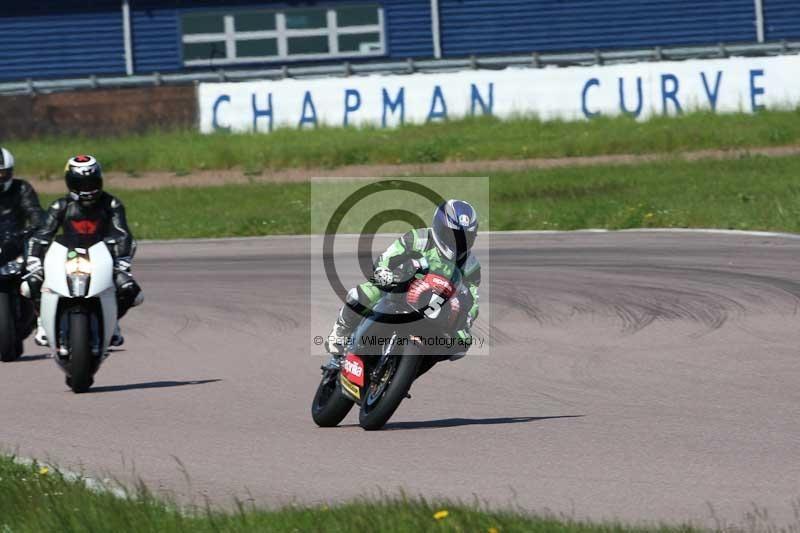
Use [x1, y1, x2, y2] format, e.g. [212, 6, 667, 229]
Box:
[327, 227, 480, 357]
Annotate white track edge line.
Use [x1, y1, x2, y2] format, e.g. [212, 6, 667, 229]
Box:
[141, 228, 800, 245]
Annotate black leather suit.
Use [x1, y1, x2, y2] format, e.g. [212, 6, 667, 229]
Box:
[29, 192, 141, 318]
[0, 179, 44, 257]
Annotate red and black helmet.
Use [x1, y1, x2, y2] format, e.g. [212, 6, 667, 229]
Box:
[65, 155, 103, 204]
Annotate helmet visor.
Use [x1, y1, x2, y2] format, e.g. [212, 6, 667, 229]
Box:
[0, 168, 12, 183]
[435, 226, 476, 261]
[66, 173, 102, 193]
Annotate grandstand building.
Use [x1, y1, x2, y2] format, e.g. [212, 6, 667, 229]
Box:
[0, 1, 798, 82]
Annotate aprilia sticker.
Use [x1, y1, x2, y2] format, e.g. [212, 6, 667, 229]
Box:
[342, 354, 365, 387]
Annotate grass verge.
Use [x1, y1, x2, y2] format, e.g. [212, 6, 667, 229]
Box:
[0, 456, 696, 533]
[11, 110, 800, 178]
[37, 154, 800, 240]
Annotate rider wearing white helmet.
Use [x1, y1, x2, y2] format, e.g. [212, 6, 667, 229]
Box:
[0, 145, 45, 276]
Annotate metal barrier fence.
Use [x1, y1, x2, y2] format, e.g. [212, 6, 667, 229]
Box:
[1, 40, 798, 96]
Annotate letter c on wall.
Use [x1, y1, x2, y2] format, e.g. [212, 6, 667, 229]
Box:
[582, 78, 601, 118]
[212, 94, 231, 132]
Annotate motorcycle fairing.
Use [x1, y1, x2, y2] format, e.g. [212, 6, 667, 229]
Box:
[87, 241, 114, 298]
[42, 242, 70, 297]
[41, 240, 118, 359]
[340, 353, 367, 401]
[339, 373, 361, 401]
[341, 353, 365, 386]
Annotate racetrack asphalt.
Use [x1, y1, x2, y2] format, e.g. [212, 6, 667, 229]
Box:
[1, 231, 799, 528]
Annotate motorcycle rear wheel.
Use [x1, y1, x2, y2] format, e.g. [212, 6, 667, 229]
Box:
[68, 313, 93, 393]
[0, 292, 19, 362]
[311, 370, 354, 427]
[358, 344, 420, 431]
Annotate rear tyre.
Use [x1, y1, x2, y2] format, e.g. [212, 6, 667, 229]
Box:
[0, 293, 18, 362]
[312, 371, 354, 427]
[358, 347, 420, 431]
[68, 313, 93, 393]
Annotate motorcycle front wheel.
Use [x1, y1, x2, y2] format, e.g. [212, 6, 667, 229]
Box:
[311, 369, 354, 427]
[68, 312, 93, 393]
[358, 343, 420, 431]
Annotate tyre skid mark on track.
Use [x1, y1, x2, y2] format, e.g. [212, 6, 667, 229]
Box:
[491, 261, 800, 339]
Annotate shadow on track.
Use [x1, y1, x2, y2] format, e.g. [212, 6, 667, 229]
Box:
[10, 353, 51, 363]
[89, 379, 222, 393]
[377, 415, 584, 430]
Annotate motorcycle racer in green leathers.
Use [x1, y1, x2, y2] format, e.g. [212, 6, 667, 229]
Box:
[325, 199, 481, 365]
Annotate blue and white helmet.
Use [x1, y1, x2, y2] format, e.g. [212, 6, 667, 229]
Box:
[431, 199, 479, 262]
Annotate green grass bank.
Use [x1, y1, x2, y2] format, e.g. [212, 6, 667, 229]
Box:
[0, 456, 696, 533]
[38, 154, 800, 240]
[12, 110, 800, 178]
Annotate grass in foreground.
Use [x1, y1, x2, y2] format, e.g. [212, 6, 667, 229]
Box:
[12, 110, 800, 178]
[35, 154, 800, 239]
[0, 457, 696, 533]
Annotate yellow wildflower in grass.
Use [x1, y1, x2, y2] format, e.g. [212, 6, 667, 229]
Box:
[488, 528, 500, 533]
[644, 212, 655, 219]
[433, 509, 449, 520]
[38, 466, 49, 476]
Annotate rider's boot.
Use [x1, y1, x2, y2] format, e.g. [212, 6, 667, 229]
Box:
[110, 324, 124, 347]
[323, 304, 361, 369]
[34, 316, 48, 347]
[323, 320, 351, 370]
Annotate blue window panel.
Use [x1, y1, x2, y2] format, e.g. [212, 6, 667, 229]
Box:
[439, 0, 757, 56]
[764, 0, 800, 40]
[0, 1, 125, 81]
[384, 0, 434, 58]
[131, 3, 182, 74]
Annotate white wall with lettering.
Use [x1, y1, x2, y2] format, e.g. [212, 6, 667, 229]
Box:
[198, 55, 800, 133]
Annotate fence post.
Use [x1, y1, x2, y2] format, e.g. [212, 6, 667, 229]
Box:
[122, 0, 135, 75]
[754, 0, 765, 43]
[430, 0, 442, 59]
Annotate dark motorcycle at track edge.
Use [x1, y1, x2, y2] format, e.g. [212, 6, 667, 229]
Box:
[0, 232, 36, 362]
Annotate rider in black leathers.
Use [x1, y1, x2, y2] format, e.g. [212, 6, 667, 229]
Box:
[27, 155, 142, 347]
[0, 147, 45, 257]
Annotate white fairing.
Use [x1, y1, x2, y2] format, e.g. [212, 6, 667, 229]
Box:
[40, 241, 118, 359]
[87, 242, 114, 297]
[42, 242, 70, 297]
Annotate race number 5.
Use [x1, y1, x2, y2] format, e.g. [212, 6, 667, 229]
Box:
[425, 294, 445, 319]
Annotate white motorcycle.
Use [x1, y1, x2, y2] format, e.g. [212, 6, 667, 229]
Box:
[41, 235, 117, 393]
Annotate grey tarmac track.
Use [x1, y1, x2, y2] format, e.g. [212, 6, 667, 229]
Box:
[1, 231, 799, 528]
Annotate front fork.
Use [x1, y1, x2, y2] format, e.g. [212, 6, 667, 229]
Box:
[370, 332, 397, 383]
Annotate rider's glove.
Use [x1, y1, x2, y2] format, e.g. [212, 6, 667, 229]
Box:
[25, 256, 42, 274]
[24, 256, 43, 282]
[373, 266, 394, 288]
[114, 256, 132, 273]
